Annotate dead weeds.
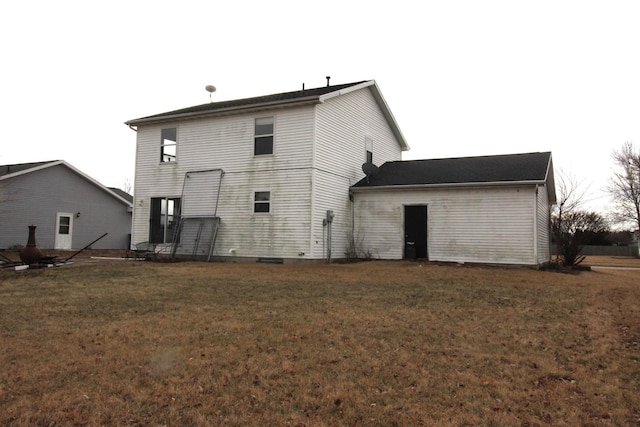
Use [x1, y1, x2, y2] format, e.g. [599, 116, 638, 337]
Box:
[1, 260, 639, 426]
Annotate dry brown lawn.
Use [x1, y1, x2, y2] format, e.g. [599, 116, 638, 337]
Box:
[1, 257, 640, 426]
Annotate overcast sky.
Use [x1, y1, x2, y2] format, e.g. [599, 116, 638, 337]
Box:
[2, 1, 638, 214]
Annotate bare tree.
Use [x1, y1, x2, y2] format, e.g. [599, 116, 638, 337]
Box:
[551, 171, 592, 266]
[552, 210, 608, 266]
[608, 141, 640, 231]
[121, 178, 133, 195]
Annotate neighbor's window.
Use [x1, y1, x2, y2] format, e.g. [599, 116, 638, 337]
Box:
[150, 197, 181, 243]
[254, 191, 270, 213]
[161, 128, 177, 162]
[365, 137, 373, 163]
[254, 117, 274, 155]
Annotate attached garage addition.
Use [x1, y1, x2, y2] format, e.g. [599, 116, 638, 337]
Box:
[351, 152, 556, 266]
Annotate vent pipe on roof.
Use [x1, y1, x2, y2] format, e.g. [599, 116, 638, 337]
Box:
[302, 83, 305, 90]
[326, 76, 330, 87]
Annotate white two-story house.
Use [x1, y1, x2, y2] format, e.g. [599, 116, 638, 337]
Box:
[127, 79, 556, 266]
[126, 80, 409, 262]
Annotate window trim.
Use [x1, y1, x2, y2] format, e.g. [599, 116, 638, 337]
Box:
[254, 116, 274, 156]
[160, 127, 177, 163]
[253, 191, 271, 214]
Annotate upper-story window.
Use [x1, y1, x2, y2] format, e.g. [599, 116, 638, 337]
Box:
[161, 128, 177, 162]
[365, 137, 373, 163]
[254, 117, 274, 155]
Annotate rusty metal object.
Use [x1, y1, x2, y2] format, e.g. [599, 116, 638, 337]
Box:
[19, 225, 43, 264]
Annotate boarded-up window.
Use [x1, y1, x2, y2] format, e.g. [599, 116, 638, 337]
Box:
[365, 137, 373, 163]
[161, 128, 177, 162]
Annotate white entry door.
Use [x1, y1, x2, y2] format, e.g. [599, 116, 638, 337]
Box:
[54, 213, 73, 250]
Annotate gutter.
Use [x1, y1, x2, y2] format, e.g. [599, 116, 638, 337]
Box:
[350, 179, 547, 193]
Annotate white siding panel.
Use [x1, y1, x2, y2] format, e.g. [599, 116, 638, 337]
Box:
[354, 186, 539, 265]
[213, 168, 312, 259]
[536, 185, 551, 263]
[310, 87, 404, 260]
[315, 88, 402, 179]
[309, 170, 355, 259]
[131, 105, 315, 248]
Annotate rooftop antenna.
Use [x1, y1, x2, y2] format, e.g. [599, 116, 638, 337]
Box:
[205, 85, 216, 103]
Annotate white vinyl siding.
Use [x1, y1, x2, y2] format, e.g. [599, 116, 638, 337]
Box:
[353, 186, 540, 265]
[131, 106, 315, 256]
[310, 88, 404, 259]
[131, 84, 406, 260]
[213, 169, 311, 258]
[536, 185, 552, 264]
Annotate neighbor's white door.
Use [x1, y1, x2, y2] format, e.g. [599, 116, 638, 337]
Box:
[54, 213, 73, 250]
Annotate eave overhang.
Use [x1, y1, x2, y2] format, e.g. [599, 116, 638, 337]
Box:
[125, 97, 322, 127]
[350, 179, 549, 193]
[125, 79, 410, 152]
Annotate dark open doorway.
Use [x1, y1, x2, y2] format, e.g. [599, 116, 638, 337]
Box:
[404, 205, 428, 259]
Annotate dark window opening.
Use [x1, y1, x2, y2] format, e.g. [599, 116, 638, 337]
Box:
[150, 197, 181, 243]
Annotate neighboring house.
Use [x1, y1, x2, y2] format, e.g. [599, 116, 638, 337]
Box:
[0, 160, 133, 250]
[126, 80, 556, 265]
[351, 152, 556, 265]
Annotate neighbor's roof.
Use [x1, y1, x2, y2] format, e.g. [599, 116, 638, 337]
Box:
[108, 187, 134, 204]
[352, 152, 556, 202]
[0, 161, 52, 178]
[126, 80, 409, 151]
[0, 160, 133, 207]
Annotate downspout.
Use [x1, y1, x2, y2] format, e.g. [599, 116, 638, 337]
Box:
[324, 210, 334, 263]
[327, 220, 332, 263]
[322, 220, 326, 262]
[533, 185, 539, 265]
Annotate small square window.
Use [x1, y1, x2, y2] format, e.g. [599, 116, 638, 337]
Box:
[161, 128, 177, 162]
[255, 117, 274, 155]
[254, 191, 270, 213]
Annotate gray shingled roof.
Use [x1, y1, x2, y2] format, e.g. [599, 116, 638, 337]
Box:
[126, 81, 368, 125]
[0, 161, 57, 178]
[352, 152, 553, 188]
[108, 187, 134, 204]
